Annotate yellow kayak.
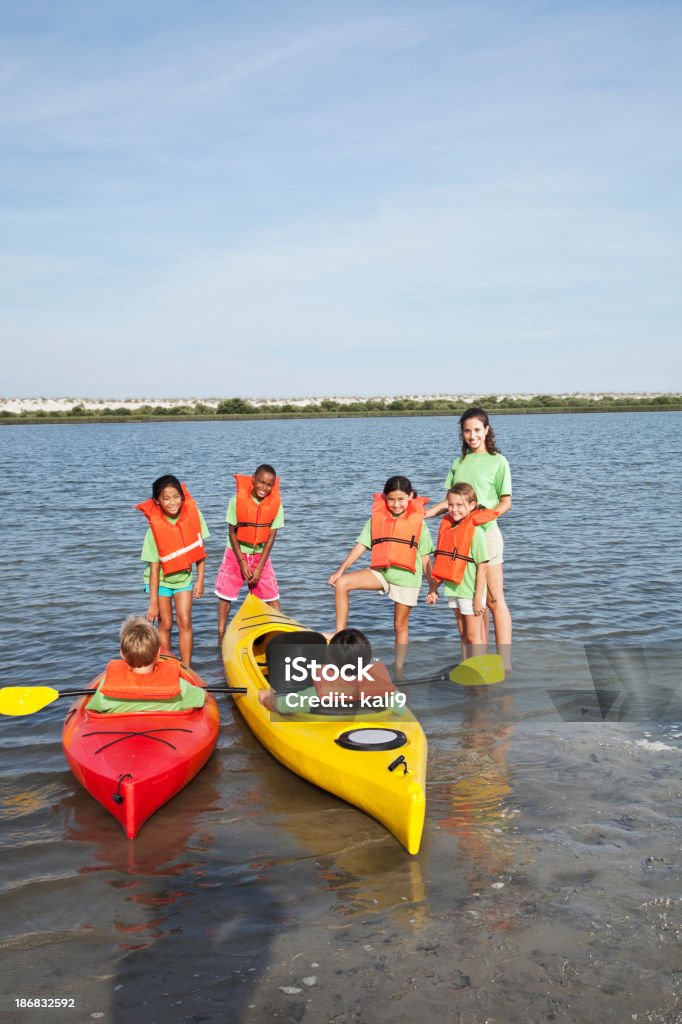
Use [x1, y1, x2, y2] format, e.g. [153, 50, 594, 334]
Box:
[222, 594, 427, 854]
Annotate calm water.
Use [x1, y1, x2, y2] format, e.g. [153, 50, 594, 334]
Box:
[1, 414, 681, 1024]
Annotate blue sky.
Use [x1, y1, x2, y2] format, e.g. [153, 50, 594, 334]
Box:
[1, 0, 681, 397]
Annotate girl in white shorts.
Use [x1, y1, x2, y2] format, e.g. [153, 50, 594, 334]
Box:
[328, 475, 433, 675]
[427, 483, 491, 659]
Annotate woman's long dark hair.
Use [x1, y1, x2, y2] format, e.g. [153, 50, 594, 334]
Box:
[459, 407, 501, 458]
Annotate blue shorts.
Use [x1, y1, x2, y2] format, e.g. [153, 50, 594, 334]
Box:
[144, 583, 193, 598]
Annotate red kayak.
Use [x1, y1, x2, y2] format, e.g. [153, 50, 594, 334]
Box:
[62, 660, 220, 838]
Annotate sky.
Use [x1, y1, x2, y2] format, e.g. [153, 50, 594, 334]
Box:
[1, 0, 681, 398]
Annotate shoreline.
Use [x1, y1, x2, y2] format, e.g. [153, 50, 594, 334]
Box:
[2, 403, 681, 425]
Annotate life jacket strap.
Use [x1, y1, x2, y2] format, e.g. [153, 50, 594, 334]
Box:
[158, 534, 204, 564]
[236, 520, 275, 529]
[371, 535, 417, 549]
[433, 548, 476, 564]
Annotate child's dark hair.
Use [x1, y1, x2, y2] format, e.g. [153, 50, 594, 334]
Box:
[327, 628, 373, 669]
[459, 407, 500, 458]
[152, 474, 183, 500]
[255, 464, 276, 477]
[383, 475, 416, 497]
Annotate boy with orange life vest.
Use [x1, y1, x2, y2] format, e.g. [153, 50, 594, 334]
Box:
[328, 475, 433, 675]
[88, 617, 206, 714]
[215, 464, 283, 640]
[426, 482, 499, 657]
[137, 474, 210, 667]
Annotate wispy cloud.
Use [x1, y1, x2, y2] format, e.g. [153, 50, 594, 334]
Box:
[1, 1, 681, 395]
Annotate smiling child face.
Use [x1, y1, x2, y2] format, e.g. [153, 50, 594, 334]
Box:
[157, 485, 183, 518]
[251, 469, 276, 500]
[447, 493, 476, 522]
[385, 489, 412, 516]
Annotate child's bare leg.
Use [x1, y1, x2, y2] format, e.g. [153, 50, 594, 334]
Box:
[461, 614, 486, 661]
[266, 599, 281, 612]
[157, 595, 174, 652]
[333, 570, 384, 631]
[453, 608, 466, 660]
[217, 598, 232, 641]
[486, 564, 512, 667]
[174, 590, 194, 665]
[393, 603, 412, 677]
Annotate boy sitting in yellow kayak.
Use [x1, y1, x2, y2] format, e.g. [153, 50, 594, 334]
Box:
[88, 617, 206, 714]
[258, 628, 404, 714]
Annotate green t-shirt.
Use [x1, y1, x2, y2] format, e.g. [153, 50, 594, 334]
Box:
[443, 453, 511, 531]
[226, 494, 284, 554]
[141, 510, 210, 589]
[88, 676, 207, 714]
[442, 527, 489, 600]
[356, 519, 433, 588]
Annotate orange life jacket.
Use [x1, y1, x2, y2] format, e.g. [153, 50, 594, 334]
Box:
[369, 495, 429, 573]
[234, 474, 282, 547]
[313, 661, 397, 703]
[99, 658, 183, 700]
[136, 484, 206, 575]
[432, 507, 499, 585]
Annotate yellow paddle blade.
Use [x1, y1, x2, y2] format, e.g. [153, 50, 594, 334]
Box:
[449, 654, 505, 687]
[0, 686, 60, 716]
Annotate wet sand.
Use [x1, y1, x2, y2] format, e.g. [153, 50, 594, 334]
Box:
[3, 704, 680, 1024]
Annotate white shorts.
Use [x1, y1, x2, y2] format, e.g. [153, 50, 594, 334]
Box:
[447, 595, 487, 615]
[369, 570, 420, 608]
[484, 523, 504, 566]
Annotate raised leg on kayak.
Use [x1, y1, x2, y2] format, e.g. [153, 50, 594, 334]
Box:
[331, 568, 385, 630]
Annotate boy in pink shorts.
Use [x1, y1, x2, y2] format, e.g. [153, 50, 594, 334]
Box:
[215, 464, 283, 640]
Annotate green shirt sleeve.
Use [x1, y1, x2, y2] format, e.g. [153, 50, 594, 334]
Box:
[471, 527, 489, 564]
[418, 521, 434, 555]
[141, 526, 158, 563]
[495, 456, 512, 497]
[226, 495, 238, 526]
[355, 518, 373, 549]
[443, 458, 460, 491]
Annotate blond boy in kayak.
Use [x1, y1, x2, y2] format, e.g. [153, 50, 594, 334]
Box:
[88, 617, 205, 714]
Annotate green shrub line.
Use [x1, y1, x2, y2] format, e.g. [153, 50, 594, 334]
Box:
[1, 395, 681, 425]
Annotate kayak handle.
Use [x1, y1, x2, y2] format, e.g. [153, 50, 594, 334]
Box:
[113, 772, 133, 804]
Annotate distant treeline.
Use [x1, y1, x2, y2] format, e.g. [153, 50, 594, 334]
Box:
[2, 393, 681, 423]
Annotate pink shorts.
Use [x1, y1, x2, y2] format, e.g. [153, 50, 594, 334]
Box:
[214, 548, 279, 602]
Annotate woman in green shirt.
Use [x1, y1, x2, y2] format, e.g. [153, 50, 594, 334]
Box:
[426, 407, 512, 653]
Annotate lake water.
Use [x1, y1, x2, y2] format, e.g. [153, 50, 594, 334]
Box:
[1, 413, 681, 1024]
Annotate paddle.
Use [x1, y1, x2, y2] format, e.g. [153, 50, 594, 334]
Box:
[449, 654, 505, 686]
[0, 685, 247, 717]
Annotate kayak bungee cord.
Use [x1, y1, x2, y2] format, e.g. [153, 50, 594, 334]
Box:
[83, 727, 193, 754]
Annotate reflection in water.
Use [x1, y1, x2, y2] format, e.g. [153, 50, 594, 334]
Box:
[433, 684, 522, 929]
[229, 707, 429, 926]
